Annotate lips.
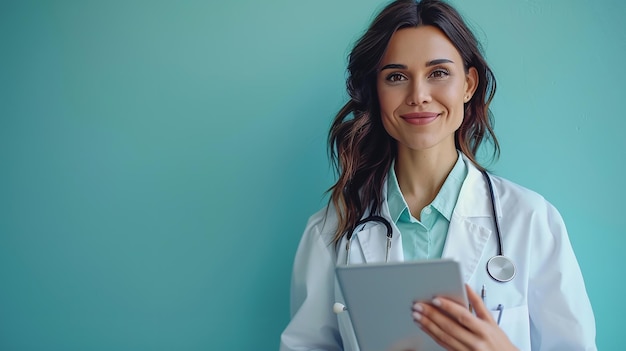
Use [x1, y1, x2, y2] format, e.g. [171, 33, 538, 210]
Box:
[400, 112, 440, 125]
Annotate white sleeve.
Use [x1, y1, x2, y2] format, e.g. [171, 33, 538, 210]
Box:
[279, 219, 342, 351]
[528, 202, 597, 351]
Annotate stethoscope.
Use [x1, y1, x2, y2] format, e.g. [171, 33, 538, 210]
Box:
[344, 170, 516, 283]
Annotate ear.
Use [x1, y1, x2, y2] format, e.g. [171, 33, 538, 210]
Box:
[464, 67, 479, 103]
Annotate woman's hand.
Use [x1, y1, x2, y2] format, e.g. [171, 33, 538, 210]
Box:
[411, 284, 519, 351]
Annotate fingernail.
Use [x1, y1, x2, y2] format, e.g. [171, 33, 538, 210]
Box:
[432, 298, 442, 307]
[412, 303, 423, 312]
[412, 311, 422, 321]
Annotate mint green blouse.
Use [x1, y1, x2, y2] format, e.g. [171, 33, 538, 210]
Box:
[386, 153, 468, 260]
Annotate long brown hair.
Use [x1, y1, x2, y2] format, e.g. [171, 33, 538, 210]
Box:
[328, 0, 499, 244]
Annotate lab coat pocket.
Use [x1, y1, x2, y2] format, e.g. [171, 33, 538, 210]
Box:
[489, 304, 530, 351]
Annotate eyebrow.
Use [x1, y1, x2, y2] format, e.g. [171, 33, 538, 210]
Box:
[379, 59, 454, 72]
[379, 63, 407, 71]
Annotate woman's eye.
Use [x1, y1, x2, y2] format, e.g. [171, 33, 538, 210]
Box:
[430, 69, 450, 79]
[386, 73, 407, 82]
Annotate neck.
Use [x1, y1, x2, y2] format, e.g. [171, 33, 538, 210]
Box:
[394, 144, 458, 218]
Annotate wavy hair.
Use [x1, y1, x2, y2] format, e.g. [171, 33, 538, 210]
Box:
[327, 0, 499, 244]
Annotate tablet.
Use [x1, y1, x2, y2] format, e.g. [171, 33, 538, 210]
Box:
[335, 259, 467, 351]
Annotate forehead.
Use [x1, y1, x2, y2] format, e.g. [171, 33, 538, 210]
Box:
[380, 25, 463, 66]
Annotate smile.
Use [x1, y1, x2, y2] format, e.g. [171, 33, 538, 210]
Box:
[400, 112, 440, 125]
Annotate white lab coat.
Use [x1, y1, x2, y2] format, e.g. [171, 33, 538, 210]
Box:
[280, 156, 596, 351]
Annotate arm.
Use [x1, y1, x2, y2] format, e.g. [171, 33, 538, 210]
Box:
[527, 202, 596, 350]
[280, 218, 342, 351]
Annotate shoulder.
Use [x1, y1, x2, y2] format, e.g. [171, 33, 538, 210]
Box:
[462, 158, 567, 237]
[488, 174, 568, 243]
[491, 173, 565, 226]
[298, 203, 341, 251]
[460, 157, 560, 221]
[490, 174, 552, 210]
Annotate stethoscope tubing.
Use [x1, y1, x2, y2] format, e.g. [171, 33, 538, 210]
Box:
[481, 170, 516, 282]
[482, 170, 504, 257]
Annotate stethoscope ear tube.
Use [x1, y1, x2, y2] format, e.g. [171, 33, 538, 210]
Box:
[348, 215, 393, 241]
[346, 215, 393, 264]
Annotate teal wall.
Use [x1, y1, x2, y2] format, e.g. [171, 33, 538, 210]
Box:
[1, 0, 623, 350]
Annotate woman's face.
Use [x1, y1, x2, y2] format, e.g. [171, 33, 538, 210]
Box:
[377, 25, 477, 153]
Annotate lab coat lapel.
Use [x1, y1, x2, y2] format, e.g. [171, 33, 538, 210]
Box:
[442, 157, 498, 282]
[443, 214, 491, 282]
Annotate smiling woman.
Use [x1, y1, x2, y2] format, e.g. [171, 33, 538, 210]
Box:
[279, 0, 596, 350]
[376, 25, 479, 218]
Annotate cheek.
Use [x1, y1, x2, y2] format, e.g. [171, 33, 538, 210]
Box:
[438, 83, 465, 106]
[377, 94, 397, 136]
[377, 87, 390, 110]
[377, 87, 403, 117]
[435, 86, 466, 123]
[378, 94, 400, 133]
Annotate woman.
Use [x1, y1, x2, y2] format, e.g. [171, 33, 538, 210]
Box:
[280, 0, 596, 350]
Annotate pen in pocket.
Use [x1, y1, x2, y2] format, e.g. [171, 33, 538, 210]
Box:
[496, 304, 504, 325]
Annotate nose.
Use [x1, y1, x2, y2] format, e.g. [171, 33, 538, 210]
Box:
[406, 81, 431, 106]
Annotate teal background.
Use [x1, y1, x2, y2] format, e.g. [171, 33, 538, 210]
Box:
[1, 0, 623, 350]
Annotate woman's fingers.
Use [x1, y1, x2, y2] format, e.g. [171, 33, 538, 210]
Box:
[413, 302, 473, 351]
[412, 285, 519, 351]
[423, 294, 485, 335]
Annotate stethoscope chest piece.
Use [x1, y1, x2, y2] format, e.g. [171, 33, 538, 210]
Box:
[487, 255, 516, 282]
